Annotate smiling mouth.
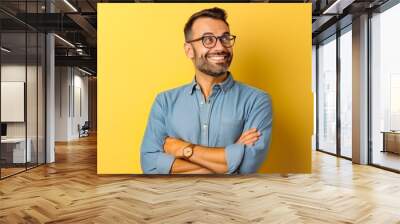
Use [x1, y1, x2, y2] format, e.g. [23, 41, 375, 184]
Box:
[206, 54, 228, 63]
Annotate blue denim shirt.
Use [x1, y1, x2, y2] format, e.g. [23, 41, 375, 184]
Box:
[140, 73, 272, 174]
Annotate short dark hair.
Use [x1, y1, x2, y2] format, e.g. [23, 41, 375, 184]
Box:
[184, 7, 229, 41]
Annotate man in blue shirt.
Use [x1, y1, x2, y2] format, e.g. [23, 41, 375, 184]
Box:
[140, 7, 272, 174]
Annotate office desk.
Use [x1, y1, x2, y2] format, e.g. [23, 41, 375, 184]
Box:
[1, 138, 32, 163]
[381, 131, 400, 154]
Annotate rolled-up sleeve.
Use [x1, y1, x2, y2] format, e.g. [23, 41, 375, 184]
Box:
[225, 143, 245, 174]
[140, 94, 174, 174]
[238, 92, 273, 174]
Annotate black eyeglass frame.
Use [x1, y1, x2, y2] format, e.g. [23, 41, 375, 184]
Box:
[186, 34, 237, 48]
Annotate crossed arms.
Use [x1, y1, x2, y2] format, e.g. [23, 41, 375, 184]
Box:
[140, 92, 272, 174]
[163, 128, 261, 174]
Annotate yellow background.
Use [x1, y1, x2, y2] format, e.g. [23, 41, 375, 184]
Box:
[98, 3, 312, 174]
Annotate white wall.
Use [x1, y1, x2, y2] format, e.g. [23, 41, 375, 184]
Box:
[72, 72, 89, 138]
[55, 67, 89, 141]
[55, 66, 70, 141]
[1, 64, 40, 137]
[1, 82, 25, 122]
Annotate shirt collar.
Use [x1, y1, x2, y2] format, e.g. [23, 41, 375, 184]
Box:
[188, 72, 235, 95]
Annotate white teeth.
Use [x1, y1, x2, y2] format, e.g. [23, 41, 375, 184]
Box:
[208, 55, 226, 61]
[207, 54, 228, 64]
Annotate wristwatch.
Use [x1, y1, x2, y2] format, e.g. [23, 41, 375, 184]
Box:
[182, 143, 194, 159]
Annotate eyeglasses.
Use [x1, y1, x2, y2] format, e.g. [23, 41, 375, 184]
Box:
[186, 34, 236, 49]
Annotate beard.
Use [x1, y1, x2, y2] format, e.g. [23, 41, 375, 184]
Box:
[193, 49, 233, 77]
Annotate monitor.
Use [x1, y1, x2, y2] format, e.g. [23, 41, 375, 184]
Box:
[1, 123, 7, 137]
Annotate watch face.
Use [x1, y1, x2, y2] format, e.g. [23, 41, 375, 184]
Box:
[183, 147, 192, 158]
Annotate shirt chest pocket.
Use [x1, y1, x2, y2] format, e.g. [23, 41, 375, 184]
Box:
[218, 119, 244, 145]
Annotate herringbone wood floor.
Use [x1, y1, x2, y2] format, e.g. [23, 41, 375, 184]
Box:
[1, 134, 400, 224]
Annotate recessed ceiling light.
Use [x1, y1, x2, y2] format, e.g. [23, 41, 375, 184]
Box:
[323, 0, 354, 15]
[54, 34, 75, 48]
[1, 47, 11, 53]
[63, 0, 78, 12]
[77, 67, 93, 76]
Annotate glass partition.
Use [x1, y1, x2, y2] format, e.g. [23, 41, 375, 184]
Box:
[339, 28, 352, 158]
[317, 35, 337, 154]
[370, 3, 400, 171]
[1, 31, 28, 177]
[0, 1, 46, 179]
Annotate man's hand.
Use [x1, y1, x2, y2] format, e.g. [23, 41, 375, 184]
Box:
[236, 128, 261, 146]
[163, 137, 189, 157]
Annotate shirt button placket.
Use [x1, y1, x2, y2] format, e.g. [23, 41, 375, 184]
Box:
[205, 100, 212, 145]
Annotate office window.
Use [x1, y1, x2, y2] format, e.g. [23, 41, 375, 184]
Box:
[317, 36, 337, 154]
[371, 2, 400, 171]
[339, 28, 352, 158]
